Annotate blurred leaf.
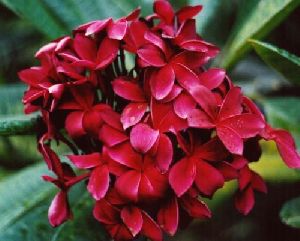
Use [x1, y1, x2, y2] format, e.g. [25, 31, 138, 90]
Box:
[0, 84, 41, 167]
[217, 0, 300, 69]
[261, 97, 300, 149]
[42, 0, 125, 31]
[232, 56, 285, 97]
[0, 163, 54, 232]
[192, 0, 236, 46]
[280, 197, 300, 228]
[0, 84, 26, 115]
[0, 0, 67, 39]
[261, 97, 300, 146]
[0, 181, 108, 241]
[249, 39, 300, 85]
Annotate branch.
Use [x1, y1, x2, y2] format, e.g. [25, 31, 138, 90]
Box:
[0, 115, 41, 136]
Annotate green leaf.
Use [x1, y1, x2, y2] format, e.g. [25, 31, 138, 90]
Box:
[249, 39, 300, 85]
[261, 97, 300, 146]
[0, 181, 108, 241]
[0, 0, 67, 39]
[191, 0, 236, 46]
[0, 84, 26, 115]
[217, 0, 300, 69]
[280, 197, 300, 228]
[0, 163, 54, 232]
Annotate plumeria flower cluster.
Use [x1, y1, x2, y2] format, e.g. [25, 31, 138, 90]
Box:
[19, 1, 300, 240]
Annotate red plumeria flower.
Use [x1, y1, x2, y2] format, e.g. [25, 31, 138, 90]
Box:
[137, 32, 214, 100]
[169, 134, 228, 197]
[112, 77, 149, 129]
[157, 189, 211, 236]
[152, 0, 202, 37]
[188, 86, 265, 155]
[235, 164, 267, 215]
[40, 144, 88, 226]
[94, 190, 163, 241]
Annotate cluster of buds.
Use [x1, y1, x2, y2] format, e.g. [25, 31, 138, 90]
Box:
[19, 1, 300, 240]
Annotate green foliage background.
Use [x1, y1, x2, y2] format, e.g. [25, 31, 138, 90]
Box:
[0, 0, 300, 240]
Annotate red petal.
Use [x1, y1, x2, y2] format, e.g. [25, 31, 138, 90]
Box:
[137, 45, 166, 67]
[112, 78, 146, 102]
[130, 123, 159, 153]
[121, 206, 143, 237]
[70, 85, 94, 110]
[144, 31, 166, 53]
[217, 162, 238, 181]
[187, 109, 215, 129]
[108, 19, 128, 40]
[235, 187, 255, 215]
[238, 166, 252, 190]
[88, 165, 110, 200]
[74, 34, 96, 61]
[96, 37, 119, 69]
[195, 161, 224, 196]
[169, 158, 196, 197]
[67, 152, 101, 169]
[18, 67, 46, 86]
[161, 84, 183, 102]
[99, 124, 128, 147]
[86, 18, 111, 35]
[108, 224, 133, 241]
[172, 63, 200, 90]
[174, 19, 197, 44]
[232, 156, 248, 170]
[174, 92, 196, 119]
[180, 40, 208, 52]
[141, 211, 163, 241]
[189, 85, 218, 119]
[82, 109, 104, 135]
[115, 170, 141, 201]
[219, 87, 243, 120]
[172, 51, 210, 69]
[217, 125, 244, 155]
[154, 0, 175, 24]
[273, 129, 300, 168]
[65, 111, 86, 138]
[251, 171, 267, 193]
[198, 68, 226, 90]
[93, 199, 119, 224]
[176, 5, 203, 23]
[193, 138, 228, 161]
[151, 99, 187, 132]
[220, 113, 265, 138]
[38, 139, 63, 175]
[99, 108, 123, 131]
[150, 65, 175, 100]
[143, 164, 169, 199]
[48, 191, 72, 227]
[121, 102, 148, 129]
[107, 141, 142, 169]
[157, 197, 179, 236]
[180, 195, 211, 218]
[124, 21, 148, 52]
[139, 174, 154, 199]
[156, 134, 173, 173]
[125, 7, 141, 21]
